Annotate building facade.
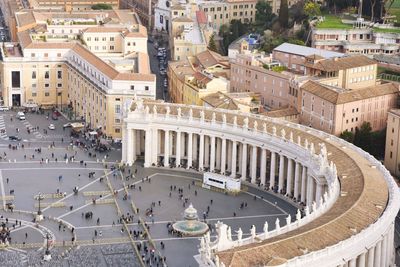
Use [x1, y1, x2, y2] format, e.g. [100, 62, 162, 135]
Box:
[0, 10, 156, 139]
[384, 109, 400, 177]
[312, 27, 400, 56]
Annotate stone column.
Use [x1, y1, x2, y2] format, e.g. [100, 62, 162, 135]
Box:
[221, 138, 227, 174]
[204, 136, 210, 167]
[216, 138, 221, 170]
[315, 182, 323, 207]
[187, 132, 193, 169]
[238, 143, 242, 173]
[260, 149, 267, 186]
[301, 166, 307, 203]
[227, 141, 232, 172]
[381, 234, 388, 267]
[132, 130, 137, 162]
[144, 129, 152, 167]
[278, 154, 285, 193]
[151, 129, 158, 164]
[176, 131, 181, 167]
[374, 239, 382, 267]
[122, 127, 127, 162]
[231, 141, 237, 177]
[306, 175, 314, 208]
[251, 145, 257, 183]
[358, 252, 366, 267]
[210, 136, 216, 172]
[293, 162, 300, 200]
[164, 130, 170, 167]
[199, 134, 204, 171]
[286, 158, 293, 196]
[269, 151, 276, 189]
[241, 143, 247, 180]
[193, 134, 198, 161]
[367, 246, 375, 267]
[348, 258, 356, 267]
[126, 129, 133, 164]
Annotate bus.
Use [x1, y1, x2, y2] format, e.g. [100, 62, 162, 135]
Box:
[203, 172, 241, 192]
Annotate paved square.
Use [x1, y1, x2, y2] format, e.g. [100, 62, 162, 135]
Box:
[0, 110, 298, 267]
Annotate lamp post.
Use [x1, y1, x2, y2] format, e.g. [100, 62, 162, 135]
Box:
[43, 233, 52, 261]
[35, 192, 44, 221]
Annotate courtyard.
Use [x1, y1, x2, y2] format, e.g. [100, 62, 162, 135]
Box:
[0, 110, 297, 267]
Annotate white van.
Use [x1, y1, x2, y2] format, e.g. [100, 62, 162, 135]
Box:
[17, 112, 25, 120]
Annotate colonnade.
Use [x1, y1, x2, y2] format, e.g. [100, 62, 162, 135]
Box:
[123, 128, 327, 208]
[337, 222, 395, 267]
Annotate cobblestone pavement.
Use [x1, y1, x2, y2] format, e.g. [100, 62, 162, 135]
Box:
[0, 110, 298, 267]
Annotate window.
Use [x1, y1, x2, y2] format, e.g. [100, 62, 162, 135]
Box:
[57, 83, 62, 87]
[45, 92, 50, 97]
[94, 37, 99, 41]
[32, 92, 37, 97]
[11, 71, 20, 88]
[115, 104, 121, 114]
[45, 71, 49, 79]
[57, 71, 62, 79]
[130, 85, 135, 90]
[110, 37, 114, 41]
[32, 71, 36, 79]
[32, 83, 36, 88]
[87, 37, 91, 41]
[31, 53, 35, 57]
[115, 128, 121, 133]
[115, 119, 121, 123]
[110, 45, 114, 50]
[390, 151, 393, 158]
[160, 15, 164, 23]
[102, 37, 106, 41]
[45, 65, 49, 68]
[145, 86, 149, 91]
[57, 53, 61, 57]
[45, 83, 49, 88]
[44, 53, 48, 58]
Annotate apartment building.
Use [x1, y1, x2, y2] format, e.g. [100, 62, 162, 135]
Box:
[27, 0, 119, 11]
[312, 27, 400, 56]
[0, 10, 156, 139]
[230, 52, 298, 110]
[170, 9, 213, 61]
[231, 43, 399, 136]
[168, 49, 230, 104]
[300, 80, 398, 135]
[272, 43, 344, 74]
[155, 0, 258, 33]
[384, 109, 400, 177]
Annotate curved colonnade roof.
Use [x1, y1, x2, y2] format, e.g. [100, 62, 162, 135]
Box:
[131, 101, 389, 267]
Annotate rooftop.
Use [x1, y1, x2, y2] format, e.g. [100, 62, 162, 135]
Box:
[305, 55, 377, 72]
[273, 42, 344, 59]
[301, 80, 399, 104]
[315, 15, 354, 29]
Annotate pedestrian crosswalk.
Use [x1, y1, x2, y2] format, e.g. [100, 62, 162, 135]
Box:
[0, 116, 7, 140]
[22, 120, 43, 139]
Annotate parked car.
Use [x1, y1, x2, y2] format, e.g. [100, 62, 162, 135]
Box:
[48, 124, 55, 130]
[17, 112, 25, 120]
[63, 123, 72, 128]
[0, 106, 9, 111]
[9, 136, 21, 141]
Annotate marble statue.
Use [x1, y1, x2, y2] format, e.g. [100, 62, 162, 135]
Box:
[233, 116, 237, 126]
[296, 209, 302, 221]
[222, 114, 227, 124]
[152, 105, 157, 115]
[286, 214, 291, 225]
[212, 112, 216, 122]
[200, 110, 205, 121]
[275, 218, 280, 230]
[227, 226, 232, 241]
[250, 225, 256, 239]
[243, 117, 249, 128]
[189, 108, 193, 119]
[237, 228, 243, 242]
[166, 106, 170, 116]
[263, 221, 269, 234]
[253, 120, 258, 131]
[262, 123, 267, 133]
[281, 128, 286, 139]
[177, 107, 182, 118]
[272, 126, 277, 136]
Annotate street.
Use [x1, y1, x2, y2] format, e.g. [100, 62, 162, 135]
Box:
[147, 38, 169, 101]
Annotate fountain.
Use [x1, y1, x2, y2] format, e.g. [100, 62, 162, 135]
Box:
[172, 204, 209, 236]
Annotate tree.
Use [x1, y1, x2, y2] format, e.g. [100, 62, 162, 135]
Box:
[208, 34, 218, 52]
[254, 0, 275, 32]
[303, 1, 321, 18]
[279, 0, 289, 28]
[339, 130, 354, 143]
[354, 122, 372, 152]
[91, 3, 112, 10]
